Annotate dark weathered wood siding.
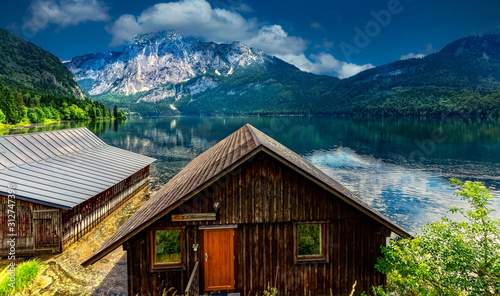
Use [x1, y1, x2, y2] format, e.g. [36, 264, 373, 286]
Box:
[62, 166, 151, 250]
[0, 165, 151, 256]
[126, 153, 390, 296]
[0, 196, 57, 255]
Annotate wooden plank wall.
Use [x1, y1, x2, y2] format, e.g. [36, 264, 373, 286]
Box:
[0, 195, 55, 255]
[62, 166, 151, 250]
[33, 210, 61, 253]
[127, 153, 390, 296]
[0, 165, 150, 255]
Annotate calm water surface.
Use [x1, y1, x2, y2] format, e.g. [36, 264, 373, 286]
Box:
[5, 116, 500, 233]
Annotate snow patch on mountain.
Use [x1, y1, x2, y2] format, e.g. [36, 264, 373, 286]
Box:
[65, 30, 272, 100]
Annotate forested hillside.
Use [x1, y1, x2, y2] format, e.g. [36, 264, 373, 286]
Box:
[70, 33, 500, 117]
[0, 85, 111, 125]
[313, 34, 500, 116]
[0, 30, 112, 126]
[0, 29, 85, 100]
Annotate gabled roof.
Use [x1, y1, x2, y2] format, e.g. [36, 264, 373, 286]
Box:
[0, 127, 156, 209]
[82, 124, 410, 267]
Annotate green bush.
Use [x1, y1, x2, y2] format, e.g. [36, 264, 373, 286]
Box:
[0, 109, 5, 124]
[117, 110, 127, 120]
[0, 259, 41, 295]
[155, 230, 181, 263]
[298, 224, 321, 255]
[27, 107, 46, 123]
[376, 179, 500, 295]
[42, 106, 53, 119]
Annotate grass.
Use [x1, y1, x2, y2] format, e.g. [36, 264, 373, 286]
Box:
[0, 260, 41, 295]
[156, 253, 182, 263]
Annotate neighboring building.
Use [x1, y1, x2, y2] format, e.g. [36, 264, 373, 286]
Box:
[83, 124, 410, 296]
[0, 127, 155, 255]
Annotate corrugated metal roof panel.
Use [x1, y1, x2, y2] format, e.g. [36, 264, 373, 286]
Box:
[0, 127, 156, 209]
[0, 180, 76, 208]
[0, 141, 29, 167]
[0, 169, 98, 196]
[4, 137, 45, 163]
[0, 151, 16, 170]
[23, 134, 59, 158]
[16, 164, 112, 190]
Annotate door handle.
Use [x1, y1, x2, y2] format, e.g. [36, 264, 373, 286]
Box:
[205, 253, 209, 262]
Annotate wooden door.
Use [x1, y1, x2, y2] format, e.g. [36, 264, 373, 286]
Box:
[33, 210, 60, 251]
[203, 228, 235, 291]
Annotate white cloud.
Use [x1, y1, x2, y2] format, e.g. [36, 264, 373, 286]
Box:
[24, 0, 110, 32]
[107, 0, 256, 46]
[107, 0, 372, 78]
[278, 52, 374, 79]
[400, 53, 426, 60]
[310, 22, 322, 29]
[245, 25, 308, 56]
[231, 3, 253, 12]
[400, 43, 436, 61]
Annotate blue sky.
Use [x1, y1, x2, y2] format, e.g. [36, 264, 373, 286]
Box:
[1, 0, 499, 78]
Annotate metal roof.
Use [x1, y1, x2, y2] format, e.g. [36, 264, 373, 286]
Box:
[82, 124, 410, 267]
[0, 127, 156, 209]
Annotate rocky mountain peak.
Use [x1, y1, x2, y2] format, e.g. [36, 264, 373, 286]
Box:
[65, 30, 274, 98]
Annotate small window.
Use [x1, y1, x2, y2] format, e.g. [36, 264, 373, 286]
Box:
[150, 228, 184, 269]
[294, 222, 328, 263]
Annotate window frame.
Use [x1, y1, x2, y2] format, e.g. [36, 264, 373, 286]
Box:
[293, 221, 329, 264]
[148, 226, 186, 271]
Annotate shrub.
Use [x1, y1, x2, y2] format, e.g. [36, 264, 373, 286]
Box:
[27, 107, 46, 123]
[376, 179, 500, 295]
[0, 109, 5, 124]
[0, 259, 41, 295]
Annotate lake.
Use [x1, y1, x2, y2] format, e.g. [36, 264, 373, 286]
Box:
[4, 116, 500, 233]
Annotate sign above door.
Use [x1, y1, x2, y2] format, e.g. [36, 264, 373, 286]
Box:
[171, 213, 216, 222]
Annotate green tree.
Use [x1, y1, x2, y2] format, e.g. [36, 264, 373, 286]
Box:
[117, 110, 127, 120]
[42, 106, 53, 119]
[0, 86, 25, 124]
[27, 107, 46, 123]
[95, 106, 103, 119]
[113, 105, 118, 119]
[50, 107, 61, 120]
[298, 224, 321, 255]
[88, 106, 97, 121]
[376, 180, 500, 295]
[60, 103, 71, 120]
[68, 104, 87, 120]
[0, 109, 5, 124]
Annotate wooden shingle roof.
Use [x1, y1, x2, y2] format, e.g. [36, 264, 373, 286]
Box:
[82, 124, 410, 266]
[0, 127, 156, 209]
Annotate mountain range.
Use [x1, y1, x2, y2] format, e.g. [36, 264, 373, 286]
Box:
[64, 30, 338, 115]
[64, 30, 500, 116]
[1, 28, 499, 117]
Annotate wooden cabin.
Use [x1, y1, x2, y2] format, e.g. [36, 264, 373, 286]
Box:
[83, 124, 410, 296]
[0, 127, 155, 255]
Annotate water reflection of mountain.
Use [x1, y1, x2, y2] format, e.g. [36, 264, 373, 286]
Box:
[5, 116, 499, 232]
[92, 116, 499, 233]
